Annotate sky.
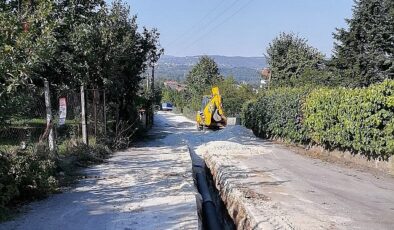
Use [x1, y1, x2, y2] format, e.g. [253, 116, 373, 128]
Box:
[124, 0, 354, 57]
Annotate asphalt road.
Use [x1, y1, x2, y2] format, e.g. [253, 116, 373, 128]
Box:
[197, 125, 394, 229]
[0, 112, 199, 230]
[2, 111, 394, 230]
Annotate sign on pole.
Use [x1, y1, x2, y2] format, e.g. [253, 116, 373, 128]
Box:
[59, 97, 67, 126]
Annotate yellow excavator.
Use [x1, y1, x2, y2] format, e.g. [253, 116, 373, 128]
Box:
[196, 86, 227, 130]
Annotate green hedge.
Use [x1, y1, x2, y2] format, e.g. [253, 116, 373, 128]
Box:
[243, 80, 394, 160]
[304, 80, 394, 160]
[243, 87, 310, 142]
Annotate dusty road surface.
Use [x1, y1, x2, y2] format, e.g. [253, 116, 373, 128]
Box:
[0, 112, 199, 230]
[2, 111, 394, 230]
[197, 127, 394, 230]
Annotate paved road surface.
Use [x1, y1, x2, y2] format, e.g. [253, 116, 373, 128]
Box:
[2, 111, 394, 230]
[197, 124, 394, 229]
[0, 112, 199, 230]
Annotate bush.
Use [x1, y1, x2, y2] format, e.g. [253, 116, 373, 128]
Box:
[241, 99, 257, 128]
[63, 143, 111, 167]
[0, 151, 18, 220]
[10, 145, 58, 200]
[244, 87, 310, 142]
[304, 80, 394, 160]
[0, 145, 57, 220]
[243, 80, 394, 160]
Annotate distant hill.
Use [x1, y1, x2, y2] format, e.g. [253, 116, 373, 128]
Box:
[156, 55, 267, 85]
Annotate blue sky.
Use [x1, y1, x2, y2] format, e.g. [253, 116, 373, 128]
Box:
[124, 0, 354, 57]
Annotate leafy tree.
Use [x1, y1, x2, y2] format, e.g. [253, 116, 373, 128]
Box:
[185, 56, 222, 110]
[0, 0, 162, 124]
[0, 0, 58, 123]
[332, 0, 394, 87]
[216, 77, 256, 116]
[0, 0, 58, 94]
[266, 32, 325, 87]
[161, 87, 187, 112]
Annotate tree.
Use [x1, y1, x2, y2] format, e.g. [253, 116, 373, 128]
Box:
[216, 77, 256, 116]
[0, 0, 163, 124]
[332, 0, 394, 87]
[0, 0, 58, 94]
[266, 32, 325, 87]
[185, 56, 222, 110]
[0, 0, 58, 123]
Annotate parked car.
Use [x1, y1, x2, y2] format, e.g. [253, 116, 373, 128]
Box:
[161, 102, 173, 111]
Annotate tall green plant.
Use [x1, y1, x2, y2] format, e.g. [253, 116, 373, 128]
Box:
[266, 32, 325, 87]
[244, 87, 310, 142]
[185, 56, 222, 110]
[332, 0, 394, 87]
[304, 80, 394, 159]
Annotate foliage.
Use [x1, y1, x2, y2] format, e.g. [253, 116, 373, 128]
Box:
[241, 99, 257, 128]
[266, 32, 325, 87]
[161, 87, 187, 111]
[332, 0, 394, 87]
[10, 145, 58, 200]
[0, 0, 58, 94]
[0, 0, 160, 220]
[63, 143, 112, 167]
[0, 151, 18, 221]
[243, 80, 394, 160]
[0, 0, 162, 125]
[216, 77, 256, 116]
[303, 80, 394, 160]
[163, 75, 256, 116]
[244, 87, 310, 142]
[185, 56, 222, 110]
[0, 144, 58, 220]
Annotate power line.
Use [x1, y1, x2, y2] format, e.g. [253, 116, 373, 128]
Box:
[182, 0, 256, 51]
[167, 0, 240, 50]
[166, 0, 227, 48]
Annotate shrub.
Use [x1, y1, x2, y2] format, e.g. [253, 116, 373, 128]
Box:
[303, 80, 394, 160]
[0, 144, 58, 220]
[63, 143, 111, 167]
[243, 80, 394, 160]
[243, 87, 310, 142]
[0, 151, 18, 220]
[241, 100, 257, 128]
[10, 145, 58, 200]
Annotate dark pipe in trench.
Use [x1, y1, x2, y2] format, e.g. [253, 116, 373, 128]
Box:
[196, 172, 222, 230]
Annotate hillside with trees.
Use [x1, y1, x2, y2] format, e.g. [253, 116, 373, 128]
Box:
[156, 55, 266, 85]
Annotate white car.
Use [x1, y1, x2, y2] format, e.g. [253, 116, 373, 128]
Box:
[161, 103, 173, 111]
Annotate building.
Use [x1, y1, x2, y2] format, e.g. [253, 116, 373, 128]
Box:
[163, 80, 186, 92]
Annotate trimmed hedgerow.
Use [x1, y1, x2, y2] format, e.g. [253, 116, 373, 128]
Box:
[303, 80, 394, 160]
[243, 80, 394, 160]
[243, 87, 311, 143]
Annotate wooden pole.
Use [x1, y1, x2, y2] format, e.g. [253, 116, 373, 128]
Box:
[151, 65, 155, 91]
[81, 85, 88, 145]
[94, 89, 97, 137]
[103, 90, 107, 136]
[44, 80, 55, 151]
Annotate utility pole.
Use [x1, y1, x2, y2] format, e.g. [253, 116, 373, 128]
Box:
[151, 65, 155, 93]
[44, 80, 55, 151]
[146, 72, 150, 91]
[81, 85, 88, 145]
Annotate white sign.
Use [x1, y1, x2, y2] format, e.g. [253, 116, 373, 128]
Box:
[59, 97, 67, 125]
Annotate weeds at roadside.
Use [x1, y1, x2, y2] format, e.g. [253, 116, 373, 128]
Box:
[0, 141, 112, 222]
